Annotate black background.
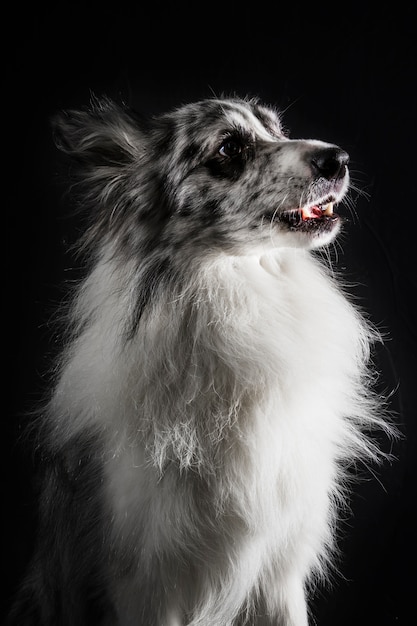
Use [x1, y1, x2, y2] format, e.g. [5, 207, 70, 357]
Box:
[5, 3, 416, 625]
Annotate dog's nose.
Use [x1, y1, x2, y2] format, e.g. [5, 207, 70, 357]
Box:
[310, 147, 349, 180]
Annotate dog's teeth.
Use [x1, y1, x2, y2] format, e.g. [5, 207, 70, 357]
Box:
[322, 202, 334, 216]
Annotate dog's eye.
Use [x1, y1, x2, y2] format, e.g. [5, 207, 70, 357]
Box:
[219, 139, 243, 158]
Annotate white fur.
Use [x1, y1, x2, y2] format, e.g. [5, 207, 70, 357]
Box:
[50, 245, 384, 625]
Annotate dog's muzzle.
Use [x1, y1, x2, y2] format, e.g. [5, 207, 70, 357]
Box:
[272, 144, 350, 236]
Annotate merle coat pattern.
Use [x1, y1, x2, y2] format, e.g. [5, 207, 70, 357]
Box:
[8, 96, 392, 626]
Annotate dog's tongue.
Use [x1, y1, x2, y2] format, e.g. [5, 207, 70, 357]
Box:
[301, 205, 322, 220]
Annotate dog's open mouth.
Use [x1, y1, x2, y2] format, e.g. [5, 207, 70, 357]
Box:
[278, 200, 340, 232]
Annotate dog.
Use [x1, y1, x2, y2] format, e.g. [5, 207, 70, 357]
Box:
[9, 95, 392, 625]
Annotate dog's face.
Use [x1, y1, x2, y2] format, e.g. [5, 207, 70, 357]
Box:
[155, 98, 349, 253]
[53, 96, 349, 257]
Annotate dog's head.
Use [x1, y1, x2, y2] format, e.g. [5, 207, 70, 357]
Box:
[53, 96, 349, 257]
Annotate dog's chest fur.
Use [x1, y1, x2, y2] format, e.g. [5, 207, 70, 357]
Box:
[97, 249, 366, 596]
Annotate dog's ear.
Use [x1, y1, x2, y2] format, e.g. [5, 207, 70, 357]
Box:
[51, 96, 143, 167]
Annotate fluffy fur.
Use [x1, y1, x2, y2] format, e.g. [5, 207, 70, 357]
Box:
[9, 96, 391, 625]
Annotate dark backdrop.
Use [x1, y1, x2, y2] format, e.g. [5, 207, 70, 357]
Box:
[5, 4, 415, 625]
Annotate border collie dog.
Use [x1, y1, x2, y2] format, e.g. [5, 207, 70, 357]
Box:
[10, 96, 391, 625]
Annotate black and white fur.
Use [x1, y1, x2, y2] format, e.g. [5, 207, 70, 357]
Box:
[10, 96, 391, 625]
